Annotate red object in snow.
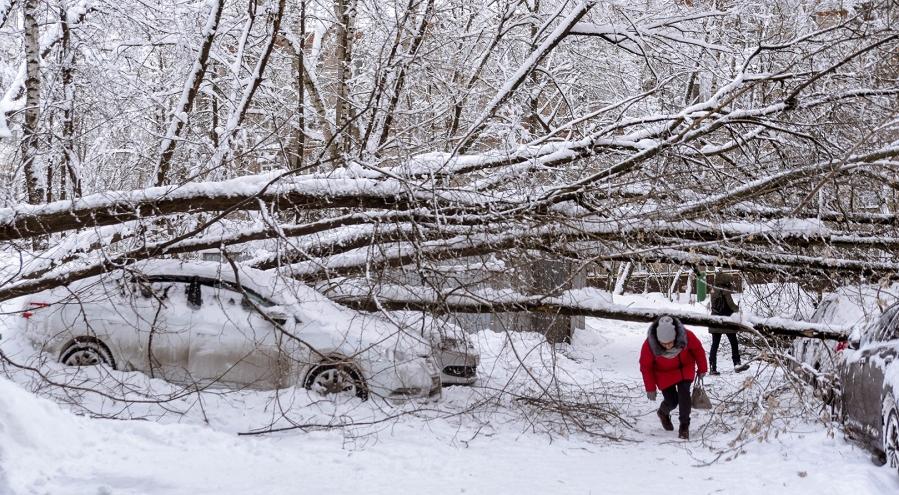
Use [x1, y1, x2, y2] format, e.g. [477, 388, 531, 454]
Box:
[639, 329, 709, 392]
[21, 302, 49, 319]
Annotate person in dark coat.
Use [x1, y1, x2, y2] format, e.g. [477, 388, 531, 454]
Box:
[708, 274, 748, 375]
[639, 315, 708, 440]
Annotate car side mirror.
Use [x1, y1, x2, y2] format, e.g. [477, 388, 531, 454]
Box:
[251, 303, 292, 325]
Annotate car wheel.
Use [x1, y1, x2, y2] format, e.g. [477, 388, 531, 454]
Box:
[305, 363, 368, 400]
[884, 394, 899, 476]
[59, 337, 116, 369]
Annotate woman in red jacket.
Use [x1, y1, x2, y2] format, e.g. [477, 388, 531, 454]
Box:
[639, 315, 708, 440]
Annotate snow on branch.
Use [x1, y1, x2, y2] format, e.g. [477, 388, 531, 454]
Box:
[0, 0, 93, 135]
[154, 0, 224, 186]
[325, 283, 850, 341]
[569, 10, 729, 52]
[673, 151, 899, 219]
[0, 173, 507, 242]
[456, 1, 596, 152]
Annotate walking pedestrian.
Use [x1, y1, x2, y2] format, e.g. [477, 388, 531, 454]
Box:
[708, 274, 748, 375]
[639, 315, 708, 439]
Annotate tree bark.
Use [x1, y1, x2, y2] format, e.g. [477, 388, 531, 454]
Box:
[290, 0, 306, 170]
[21, 0, 44, 205]
[332, 0, 355, 158]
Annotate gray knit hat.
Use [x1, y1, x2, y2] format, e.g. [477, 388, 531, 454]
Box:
[657, 316, 677, 343]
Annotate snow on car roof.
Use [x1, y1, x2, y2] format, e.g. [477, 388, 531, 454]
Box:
[817, 283, 899, 326]
[23, 259, 431, 354]
[134, 260, 432, 351]
[127, 259, 319, 306]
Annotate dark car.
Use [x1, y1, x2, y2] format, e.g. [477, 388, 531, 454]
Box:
[839, 302, 899, 475]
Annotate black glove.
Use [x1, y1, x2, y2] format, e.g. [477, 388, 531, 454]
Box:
[697, 373, 706, 380]
[646, 391, 657, 401]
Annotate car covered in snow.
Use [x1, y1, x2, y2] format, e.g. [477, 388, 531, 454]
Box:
[840, 302, 899, 475]
[785, 284, 899, 475]
[18, 260, 441, 401]
[791, 285, 898, 381]
[790, 293, 847, 380]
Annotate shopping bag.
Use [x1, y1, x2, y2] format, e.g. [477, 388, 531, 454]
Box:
[691, 378, 712, 410]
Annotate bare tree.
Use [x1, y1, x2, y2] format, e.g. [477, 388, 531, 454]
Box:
[20, 0, 43, 205]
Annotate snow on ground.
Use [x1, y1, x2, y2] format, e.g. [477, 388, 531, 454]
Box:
[1, 293, 898, 494]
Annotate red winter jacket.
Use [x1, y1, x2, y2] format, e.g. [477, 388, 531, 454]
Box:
[639, 321, 708, 392]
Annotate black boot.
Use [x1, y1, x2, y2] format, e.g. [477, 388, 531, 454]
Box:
[657, 409, 674, 431]
[709, 368, 720, 376]
[678, 420, 690, 440]
[734, 362, 750, 373]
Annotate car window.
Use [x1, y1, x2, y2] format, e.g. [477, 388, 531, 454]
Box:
[130, 276, 176, 301]
[869, 304, 899, 343]
[138, 275, 276, 308]
[199, 280, 276, 308]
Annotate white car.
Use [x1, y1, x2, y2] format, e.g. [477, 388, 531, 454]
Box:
[19, 260, 441, 401]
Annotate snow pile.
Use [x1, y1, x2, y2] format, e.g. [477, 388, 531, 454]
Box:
[0, 375, 96, 491]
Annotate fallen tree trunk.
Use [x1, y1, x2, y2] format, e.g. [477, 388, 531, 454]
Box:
[326, 286, 849, 341]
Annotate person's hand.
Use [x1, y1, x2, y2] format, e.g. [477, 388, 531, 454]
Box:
[646, 391, 657, 401]
[697, 372, 706, 380]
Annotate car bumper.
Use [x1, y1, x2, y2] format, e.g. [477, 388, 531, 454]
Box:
[367, 356, 441, 400]
[435, 348, 479, 385]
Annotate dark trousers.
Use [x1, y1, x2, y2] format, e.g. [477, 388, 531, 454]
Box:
[659, 380, 692, 425]
[710, 332, 740, 369]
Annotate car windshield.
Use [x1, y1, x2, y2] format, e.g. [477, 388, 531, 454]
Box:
[867, 304, 899, 344]
[810, 295, 837, 323]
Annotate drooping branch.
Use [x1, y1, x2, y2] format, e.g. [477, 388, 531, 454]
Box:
[673, 153, 899, 220]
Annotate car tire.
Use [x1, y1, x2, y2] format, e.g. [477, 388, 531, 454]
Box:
[304, 362, 368, 400]
[59, 337, 116, 369]
[884, 394, 899, 477]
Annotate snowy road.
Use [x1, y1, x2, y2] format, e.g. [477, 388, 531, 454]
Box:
[2, 297, 898, 495]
